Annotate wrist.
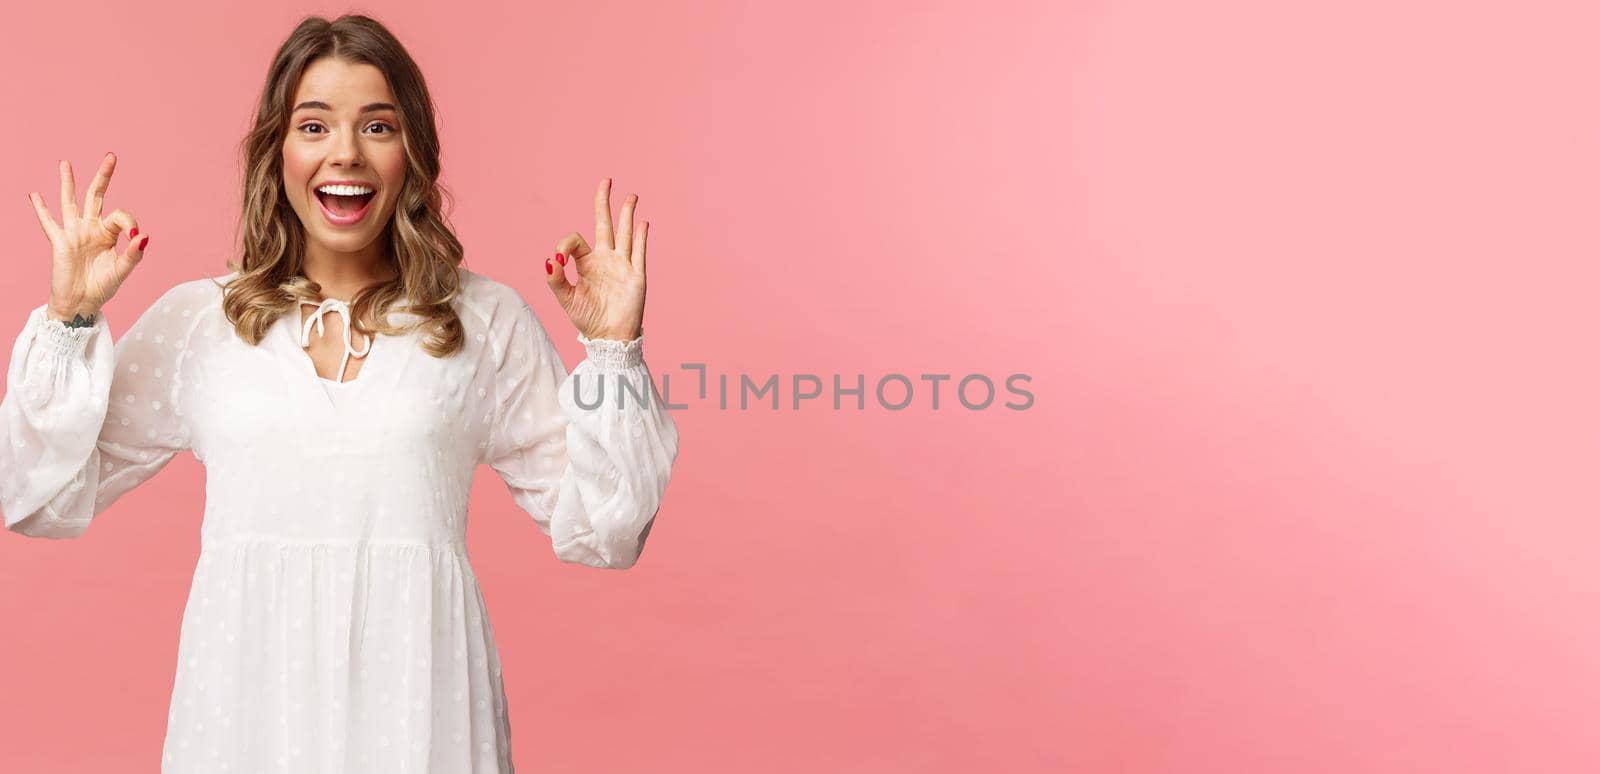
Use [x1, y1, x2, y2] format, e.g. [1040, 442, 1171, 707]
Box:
[46, 300, 100, 324]
[585, 326, 642, 342]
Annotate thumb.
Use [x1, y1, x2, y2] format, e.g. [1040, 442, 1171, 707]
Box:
[544, 253, 575, 306]
[115, 231, 150, 280]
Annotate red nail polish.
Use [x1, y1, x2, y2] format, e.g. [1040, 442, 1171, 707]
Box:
[130, 227, 139, 239]
[545, 258, 553, 275]
[139, 235, 150, 250]
[556, 252, 566, 266]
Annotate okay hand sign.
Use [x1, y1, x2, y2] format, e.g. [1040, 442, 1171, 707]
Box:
[28, 153, 151, 321]
[544, 178, 648, 342]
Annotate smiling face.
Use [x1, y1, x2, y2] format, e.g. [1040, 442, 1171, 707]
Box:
[281, 56, 407, 260]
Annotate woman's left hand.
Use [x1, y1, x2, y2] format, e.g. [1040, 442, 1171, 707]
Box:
[545, 177, 648, 342]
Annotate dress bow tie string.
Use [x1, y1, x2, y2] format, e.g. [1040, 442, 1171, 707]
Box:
[299, 298, 372, 383]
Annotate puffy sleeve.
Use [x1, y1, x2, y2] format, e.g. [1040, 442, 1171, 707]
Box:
[481, 302, 680, 569]
[0, 285, 198, 539]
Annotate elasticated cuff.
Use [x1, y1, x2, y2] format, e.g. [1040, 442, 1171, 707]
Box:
[578, 330, 645, 371]
[35, 311, 97, 361]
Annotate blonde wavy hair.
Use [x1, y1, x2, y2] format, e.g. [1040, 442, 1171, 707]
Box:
[220, 13, 465, 358]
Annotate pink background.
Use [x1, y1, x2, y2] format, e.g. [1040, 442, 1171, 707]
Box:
[2, 1, 1598, 771]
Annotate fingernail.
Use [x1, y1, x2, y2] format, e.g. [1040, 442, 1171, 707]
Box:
[139, 235, 150, 250]
[556, 252, 566, 266]
[130, 227, 139, 239]
[545, 258, 553, 275]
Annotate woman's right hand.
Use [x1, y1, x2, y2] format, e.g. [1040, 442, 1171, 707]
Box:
[28, 153, 150, 322]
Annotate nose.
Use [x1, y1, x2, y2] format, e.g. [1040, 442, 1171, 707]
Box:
[328, 128, 363, 168]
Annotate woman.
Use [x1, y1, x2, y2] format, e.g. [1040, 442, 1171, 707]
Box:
[0, 13, 678, 773]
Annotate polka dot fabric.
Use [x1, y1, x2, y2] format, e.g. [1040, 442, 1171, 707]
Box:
[0, 266, 681, 772]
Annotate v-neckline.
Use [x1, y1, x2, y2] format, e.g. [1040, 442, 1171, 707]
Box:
[280, 297, 398, 415]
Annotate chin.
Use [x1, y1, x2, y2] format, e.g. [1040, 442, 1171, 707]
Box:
[293, 204, 395, 256]
[311, 229, 387, 254]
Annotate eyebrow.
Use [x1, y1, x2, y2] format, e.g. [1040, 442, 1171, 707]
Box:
[291, 101, 398, 114]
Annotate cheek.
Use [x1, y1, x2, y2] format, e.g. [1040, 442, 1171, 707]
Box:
[375, 146, 407, 195]
[281, 148, 318, 195]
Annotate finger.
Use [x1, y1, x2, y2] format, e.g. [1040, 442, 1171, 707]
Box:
[115, 231, 151, 281]
[631, 219, 648, 276]
[594, 177, 614, 251]
[84, 152, 116, 221]
[544, 254, 575, 307]
[27, 192, 61, 243]
[59, 160, 80, 224]
[555, 231, 593, 273]
[99, 209, 139, 242]
[616, 192, 638, 256]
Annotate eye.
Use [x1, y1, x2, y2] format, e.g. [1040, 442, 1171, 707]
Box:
[298, 121, 326, 134]
[366, 121, 396, 135]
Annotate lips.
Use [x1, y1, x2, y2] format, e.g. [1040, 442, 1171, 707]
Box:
[314, 187, 376, 226]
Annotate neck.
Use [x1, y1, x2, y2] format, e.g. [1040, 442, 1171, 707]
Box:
[300, 235, 398, 301]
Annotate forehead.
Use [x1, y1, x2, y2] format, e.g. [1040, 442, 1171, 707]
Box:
[292, 57, 395, 107]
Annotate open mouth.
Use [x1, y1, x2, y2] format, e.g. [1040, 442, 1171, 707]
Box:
[314, 185, 377, 226]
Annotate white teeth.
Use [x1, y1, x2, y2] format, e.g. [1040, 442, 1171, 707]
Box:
[316, 184, 374, 196]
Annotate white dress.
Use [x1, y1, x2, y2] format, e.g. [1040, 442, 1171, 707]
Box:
[0, 266, 680, 773]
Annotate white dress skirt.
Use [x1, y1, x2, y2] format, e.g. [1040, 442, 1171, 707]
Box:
[0, 266, 680, 773]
